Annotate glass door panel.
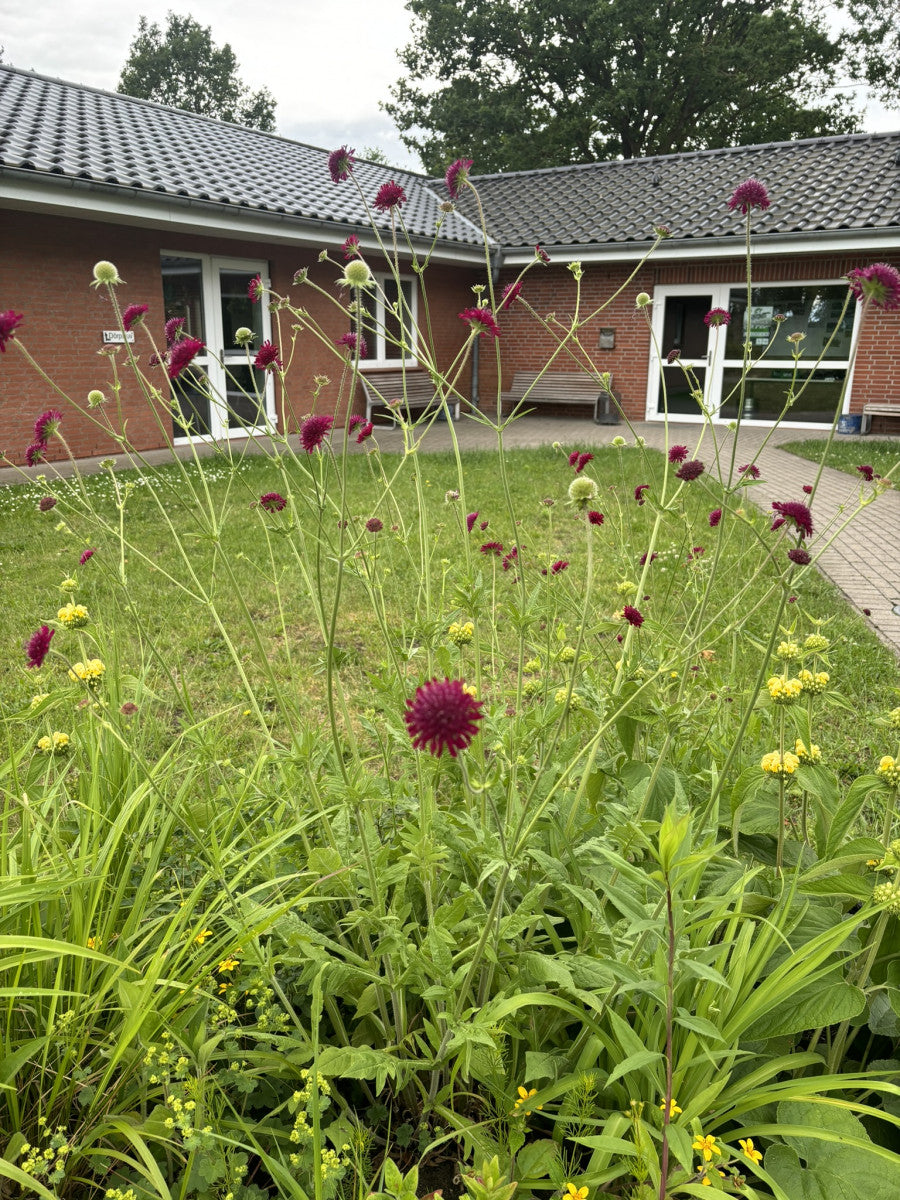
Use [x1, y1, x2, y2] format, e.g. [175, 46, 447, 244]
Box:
[218, 266, 269, 434]
[650, 292, 714, 418]
[224, 364, 268, 429]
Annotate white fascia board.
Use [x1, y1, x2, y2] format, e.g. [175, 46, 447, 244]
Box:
[502, 231, 900, 266]
[0, 175, 489, 266]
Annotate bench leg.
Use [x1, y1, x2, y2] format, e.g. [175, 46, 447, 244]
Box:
[860, 412, 871, 435]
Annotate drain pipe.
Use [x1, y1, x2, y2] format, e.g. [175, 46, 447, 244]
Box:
[471, 245, 504, 414]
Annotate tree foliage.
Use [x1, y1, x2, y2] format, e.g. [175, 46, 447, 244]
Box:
[385, 0, 864, 174]
[118, 13, 276, 132]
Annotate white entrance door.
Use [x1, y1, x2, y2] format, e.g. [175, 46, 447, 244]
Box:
[646, 286, 722, 421]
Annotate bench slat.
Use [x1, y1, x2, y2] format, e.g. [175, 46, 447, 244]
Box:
[500, 371, 615, 422]
[860, 402, 900, 434]
[358, 370, 460, 426]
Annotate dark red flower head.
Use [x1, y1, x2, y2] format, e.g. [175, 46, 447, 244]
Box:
[635, 484, 650, 504]
[328, 146, 356, 183]
[466, 511, 479, 533]
[25, 624, 54, 669]
[38, 495, 57, 512]
[356, 420, 374, 443]
[738, 463, 761, 479]
[342, 234, 361, 259]
[167, 337, 204, 380]
[787, 547, 811, 565]
[666, 348, 681, 364]
[404, 677, 484, 757]
[572, 451, 593, 473]
[33, 410, 63, 444]
[79, 548, 95, 565]
[857, 464, 876, 482]
[445, 157, 474, 199]
[164, 317, 185, 346]
[709, 508, 722, 527]
[588, 510, 604, 525]
[300, 414, 334, 453]
[675, 459, 705, 481]
[459, 307, 500, 339]
[727, 178, 771, 214]
[374, 181, 407, 212]
[550, 559, 569, 574]
[535, 245, 550, 264]
[668, 444, 688, 463]
[259, 492, 287, 512]
[481, 541, 504, 556]
[337, 331, 368, 358]
[248, 275, 264, 303]
[366, 517, 383, 532]
[847, 263, 900, 311]
[25, 442, 46, 467]
[802, 484, 813, 494]
[623, 605, 644, 627]
[122, 303, 148, 332]
[0, 310, 24, 353]
[499, 281, 522, 311]
[253, 340, 283, 370]
[771, 500, 814, 540]
[704, 308, 731, 327]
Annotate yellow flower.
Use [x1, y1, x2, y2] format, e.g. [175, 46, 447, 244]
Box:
[794, 738, 821, 763]
[57, 602, 90, 629]
[776, 640, 800, 661]
[462, 683, 478, 697]
[659, 1097, 683, 1117]
[798, 669, 830, 695]
[804, 633, 830, 653]
[877, 756, 900, 786]
[691, 1133, 721, 1162]
[448, 621, 475, 646]
[68, 659, 105, 688]
[217, 956, 240, 974]
[766, 676, 803, 704]
[760, 750, 800, 776]
[739, 1137, 763, 1164]
[565, 1184, 588, 1200]
[87, 935, 102, 950]
[30, 693, 49, 709]
[193, 929, 214, 947]
[889, 707, 900, 730]
[514, 1085, 541, 1115]
[37, 731, 70, 755]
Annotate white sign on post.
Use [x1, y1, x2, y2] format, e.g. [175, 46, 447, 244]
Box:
[102, 330, 135, 344]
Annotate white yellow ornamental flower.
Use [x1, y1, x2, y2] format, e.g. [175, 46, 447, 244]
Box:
[794, 738, 822, 763]
[761, 750, 801, 775]
[57, 602, 89, 629]
[37, 731, 70, 755]
[776, 640, 800, 661]
[798, 669, 830, 694]
[448, 620, 474, 646]
[68, 659, 105, 688]
[877, 756, 900, 787]
[767, 676, 803, 704]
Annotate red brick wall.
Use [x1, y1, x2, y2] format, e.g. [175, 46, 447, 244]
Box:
[0, 211, 478, 466]
[492, 251, 900, 421]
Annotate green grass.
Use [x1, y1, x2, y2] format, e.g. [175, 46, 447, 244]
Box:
[779, 437, 900, 480]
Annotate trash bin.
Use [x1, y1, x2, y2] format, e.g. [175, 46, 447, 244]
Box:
[594, 392, 620, 425]
[836, 413, 862, 435]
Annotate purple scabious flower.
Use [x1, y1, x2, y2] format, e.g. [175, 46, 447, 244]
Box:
[34, 410, 63, 444]
[164, 317, 185, 346]
[480, 541, 504, 556]
[847, 263, 900, 311]
[300, 414, 335, 454]
[373, 181, 407, 212]
[727, 178, 771, 214]
[259, 492, 287, 512]
[588, 510, 604, 525]
[337, 331, 368, 358]
[253, 340, 283, 370]
[535, 245, 550, 264]
[404, 677, 484, 757]
[573, 452, 593, 473]
[0, 310, 24, 353]
[802, 484, 813, 494]
[550, 559, 569, 574]
[167, 337, 204, 380]
[459, 307, 500, 339]
[635, 484, 650, 504]
[445, 157, 474, 199]
[38, 495, 57, 512]
[248, 275, 264, 304]
[365, 517, 383, 532]
[502, 546, 518, 571]
[771, 500, 814, 540]
[787, 547, 811, 565]
[328, 146, 355, 183]
[122, 303, 148, 332]
[499, 281, 522, 311]
[623, 605, 644, 627]
[675, 459, 705, 481]
[79, 548, 95, 565]
[857, 464, 876, 482]
[709, 508, 722, 527]
[639, 551, 658, 566]
[357, 421, 374, 443]
[704, 308, 731, 327]
[466, 511, 479, 533]
[25, 624, 54, 669]
[342, 234, 361, 259]
[738, 463, 761, 479]
[25, 442, 46, 467]
[668, 444, 689, 463]
[666, 348, 681, 364]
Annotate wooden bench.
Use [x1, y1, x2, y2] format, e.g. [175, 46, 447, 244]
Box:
[358, 369, 460, 427]
[499, 371, 618, 423]
[861, 403, 900, 435]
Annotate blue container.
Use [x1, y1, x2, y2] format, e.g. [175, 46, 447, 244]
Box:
[836, 413, 862, 435]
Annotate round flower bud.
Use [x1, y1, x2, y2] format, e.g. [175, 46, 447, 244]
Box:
[873, 880, 900, 914]
[635, 292, 652, 308]
[234, 327, 255, 346]
[568, 476, 599, 508]
[611, 435, 626, 447]
[342, 260, 373, 289]
[889, 707, 900, 730]
[92, 260, 122, 286]
[87, 389, 106, 408]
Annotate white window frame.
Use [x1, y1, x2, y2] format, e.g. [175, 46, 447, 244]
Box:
[161, 251, 277, 443]
[358, 272, 418, 369]
[646, 279, 860, 428]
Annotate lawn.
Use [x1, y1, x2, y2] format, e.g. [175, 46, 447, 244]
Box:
[779, 436, 900, 481]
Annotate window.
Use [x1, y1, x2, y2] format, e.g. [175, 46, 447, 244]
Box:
[357, 273, 418, 367]
[161, 253, 276, 441]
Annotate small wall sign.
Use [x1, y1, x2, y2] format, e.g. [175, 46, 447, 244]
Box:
[598, 328, 616, 350]
[102, 330, 135, 344]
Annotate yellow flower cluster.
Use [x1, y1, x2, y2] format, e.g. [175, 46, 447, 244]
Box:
[798, 669, 830, 694]
[555, 688, 583, 709]
[890, 707, 900, 730]
[462, 683, 478, 698]
[767, 676, 803, 704]
[57, 602, 89, 628]
[557, 645, 576, 663]
[761, 751, 801, 776]
[873, 880, 900, 914]
[20, 1125, 72, 1186]
[523, 679, 542, 697]
[877, 756, 900, 787]
[794, 739, 822, 763]
[804, 633, 830, 652]
[448, 620, 474, 645]
[30, 693, 49, 709]
[37, 731, 70, 755]
[776, 640, 800, 660]
[524, 657, 542, 673]
[68, 659, 105, 688]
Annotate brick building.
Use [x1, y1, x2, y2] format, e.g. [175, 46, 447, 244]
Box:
[1, 64, 898, 466]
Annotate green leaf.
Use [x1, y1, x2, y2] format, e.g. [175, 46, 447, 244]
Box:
[516, 1139, 558, 1180]
[744, 981, 865, 1039]
[826, 776, 887, 857]
[798, 873, 873, 899]
[765, 1100, 900, 1198]
[605, 1049, 664, 1087]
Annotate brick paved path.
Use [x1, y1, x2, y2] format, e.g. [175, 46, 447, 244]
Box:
[3, 416, 898, 655]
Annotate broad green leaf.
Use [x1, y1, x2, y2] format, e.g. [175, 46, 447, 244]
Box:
[605, 1049, 664, 1087]
[798, 873, 872, 899]
[826, 776, 888, 857]
[765, 1101, 900, 1198]
[744, 981, 864, 1039]
[516, 1139, 558, 1180]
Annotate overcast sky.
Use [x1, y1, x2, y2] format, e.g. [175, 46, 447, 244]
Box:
[2, 0, 897, 176]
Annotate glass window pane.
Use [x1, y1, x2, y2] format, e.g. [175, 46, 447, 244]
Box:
[219, 270, 264, 347]
[171, 366, 213, 437]
[223, 363, 266, 429]
[381, 278, 414, 361]
[725, 285, 853, 360]
[719, 367, 846, 423]
[658, 365, 707, 415]
[661, 295, 712, 359]
[162, 256, 205, 342]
